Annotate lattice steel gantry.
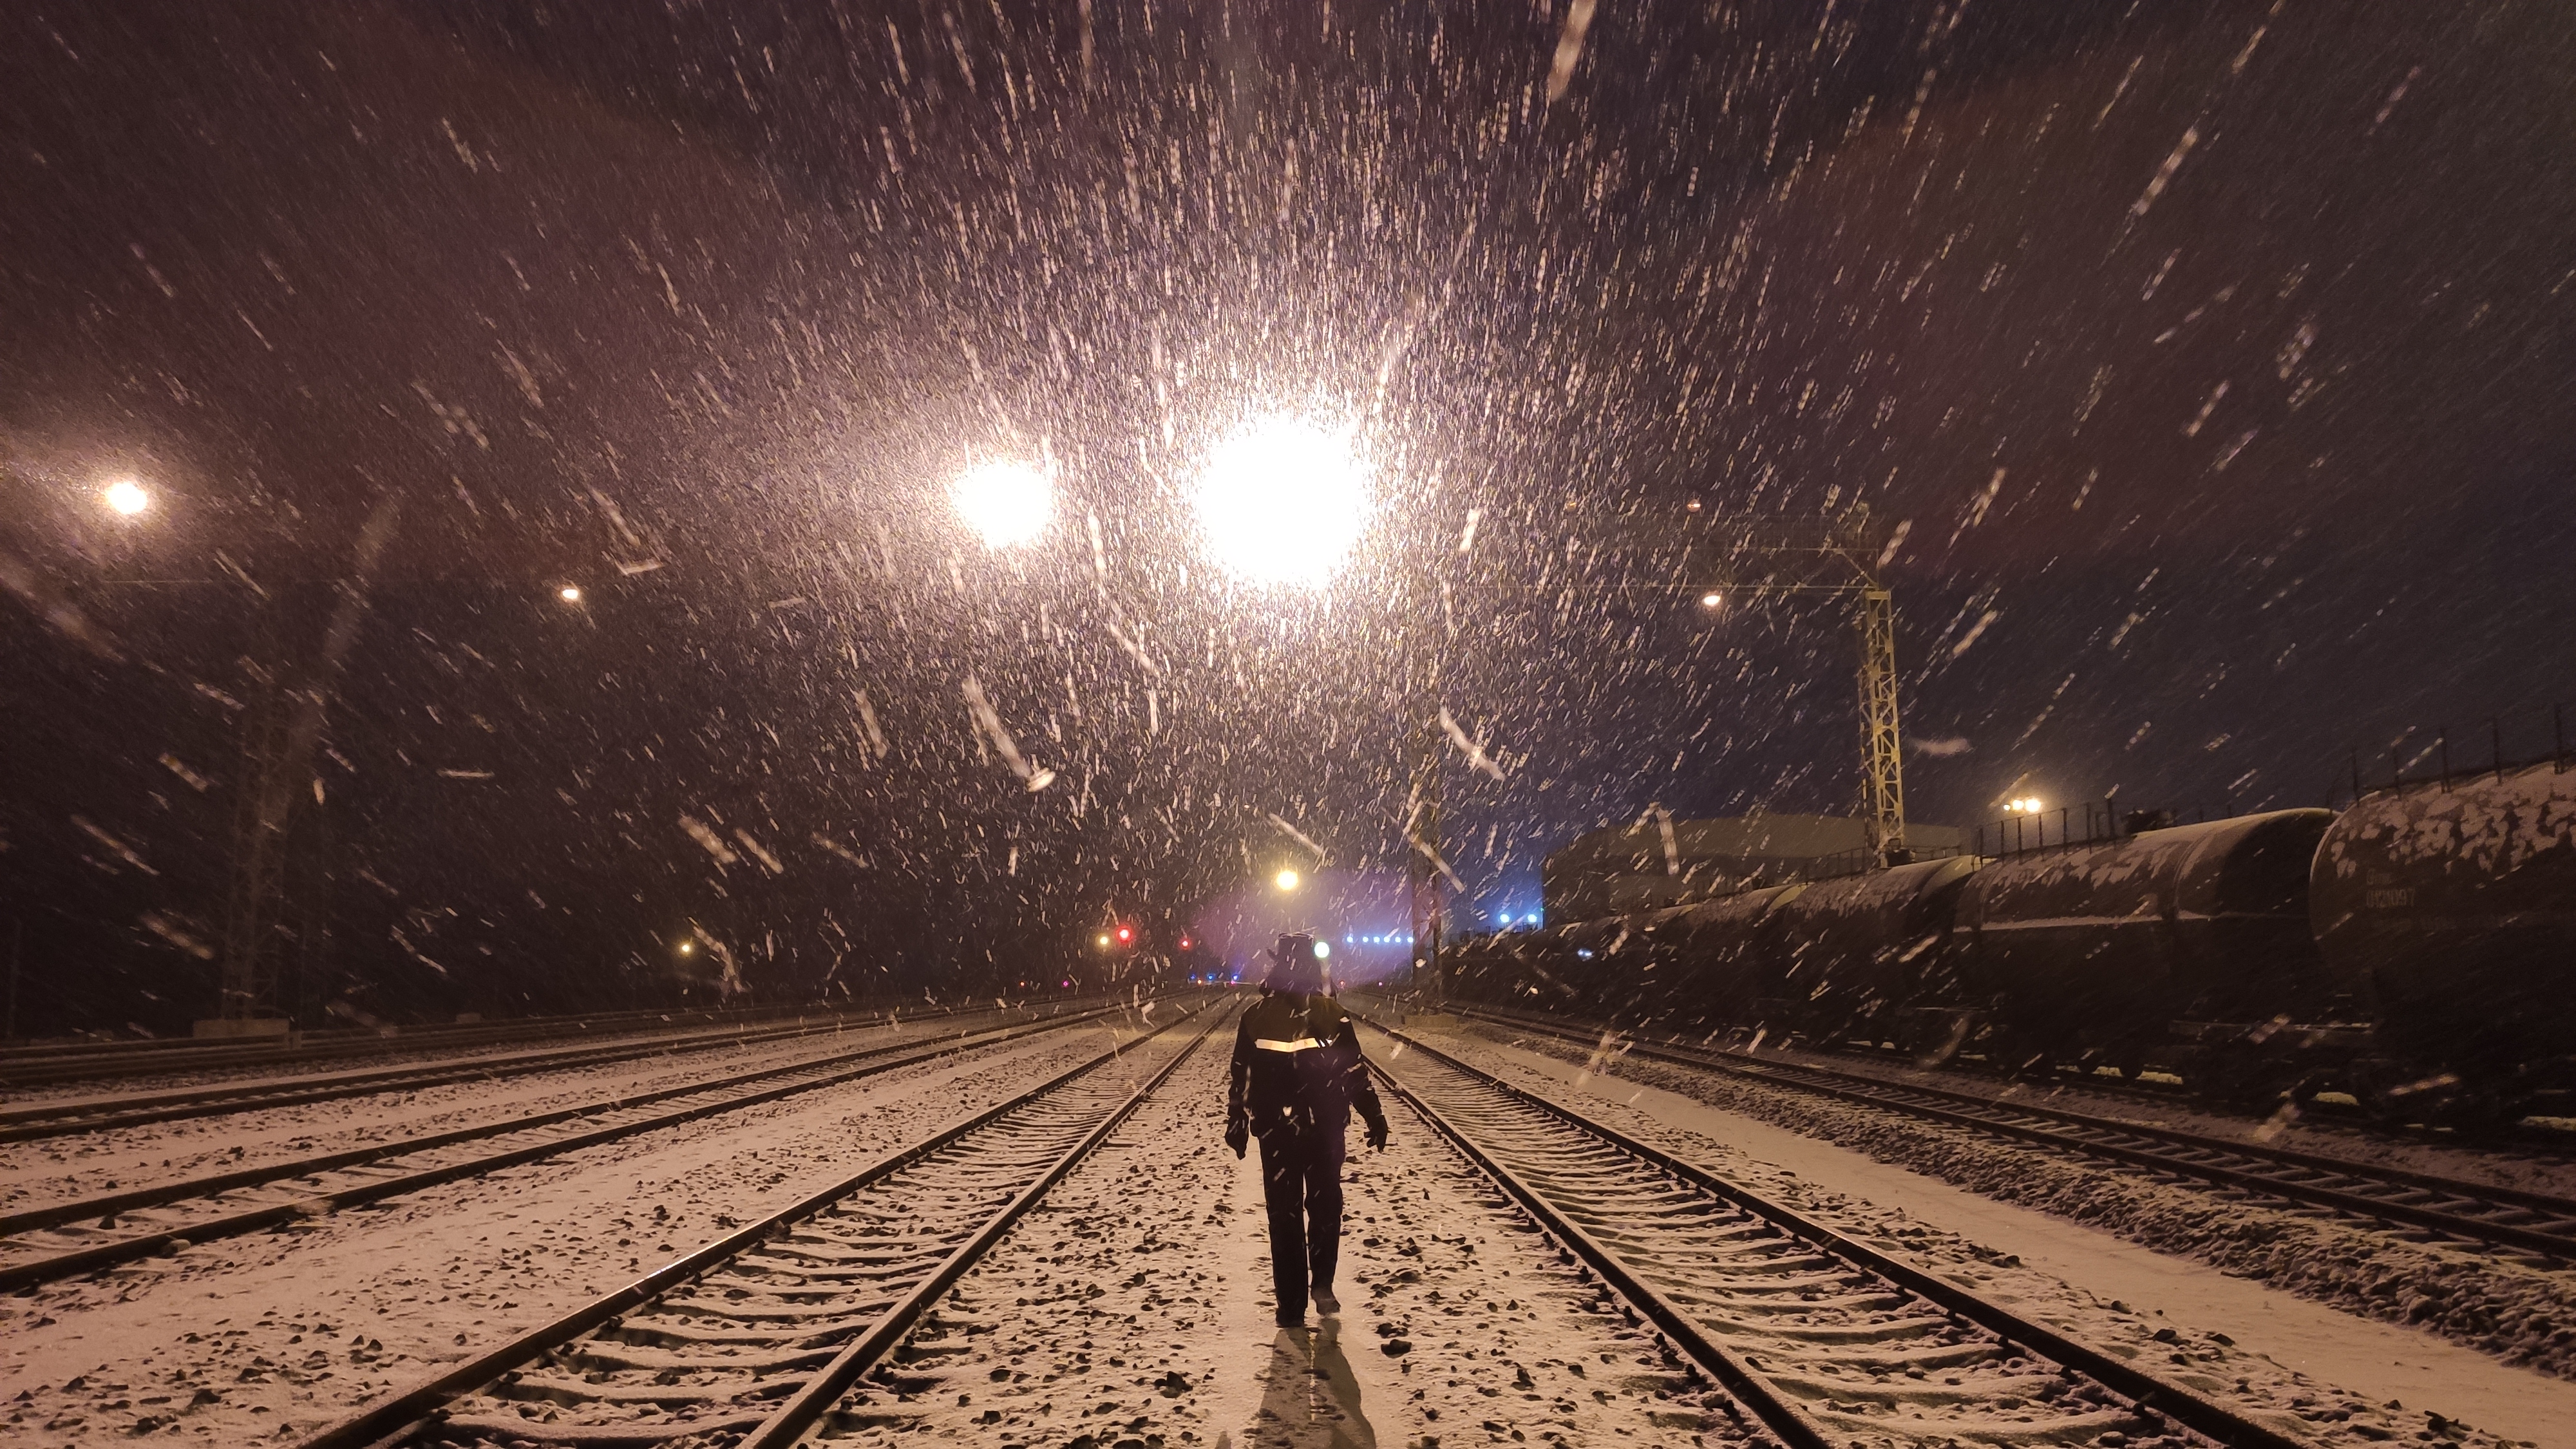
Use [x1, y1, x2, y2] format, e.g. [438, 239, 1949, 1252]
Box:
[1668, 505, 1911, 864]
[1853, 583, 1908, 862]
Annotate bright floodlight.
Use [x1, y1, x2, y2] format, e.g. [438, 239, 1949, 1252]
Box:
[951, 460, 1052, 548]
[1274, 868, 1301, 892]
[558, 585, 582, 603]
[676, 940, 696, 956]
[1698, 591, 1724, 609]
[1313, 940, 1331, 960]
[1194, 416, 1370, 587]
[104, 479, 150, 516]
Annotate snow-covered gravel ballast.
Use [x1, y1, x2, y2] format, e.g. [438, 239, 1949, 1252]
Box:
[1470, 1009, 2576, 1206]
[1432, 1018, 2549, 1449]
[0, 1011, 1163, 1445]
[0, 1003, 1030, 1106]
[1, 1007, 1086, 1222]
[807, 1023, 1748, 1448]
[17, 990, 2559, 1448]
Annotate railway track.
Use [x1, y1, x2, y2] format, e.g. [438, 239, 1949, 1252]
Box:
[0, 998, 1088, 1145]
[298, 999, 1229, 1448]
[1363, 1016, 2311, 1449]
[0, 997, 1036, 1090]
[0, 999, 1155, 1293]
[1435, 998, 2576, 1264]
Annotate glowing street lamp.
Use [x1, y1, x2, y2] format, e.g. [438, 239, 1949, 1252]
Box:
[676, 940, 696, 956]
[558, 585, 583, 603]
[951, 460, 1053, 549]
[1698, 591, 1724, 609]
[104, 478, 150, 516]
[1273, 868, 1301, 893]
[2007, 797, 2045, 815]
[1193, 415, 1370, 587]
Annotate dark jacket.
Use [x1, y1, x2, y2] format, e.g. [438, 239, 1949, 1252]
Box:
[1227, 991, 1389, 1142]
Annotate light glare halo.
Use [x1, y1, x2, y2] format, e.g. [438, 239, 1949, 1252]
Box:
[104, 479, 150, 516]
[950, 460, 1052, 548]
[1193, 416, 1370, 587]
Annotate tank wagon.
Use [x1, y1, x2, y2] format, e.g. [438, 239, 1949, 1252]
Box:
[1666, 884, 1807, 1032]
[2312, 761, 2576, 1106]
[1441, 776, 2576, 1115]
[1760, 858, 1979, 1049]
[1956, 810, 2350, 1081]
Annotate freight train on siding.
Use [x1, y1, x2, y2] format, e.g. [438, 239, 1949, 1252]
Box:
[1441, 758, 2576, 1123]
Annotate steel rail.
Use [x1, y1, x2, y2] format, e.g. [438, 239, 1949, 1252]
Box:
[0, 1000, 1153, 1293]
[0, 997, 1036, 1090]
[0, 999, 1084, 1144]
[1364, 1016, 2314, 1449]
[1368, 1035, 1824, 1448]
[299, 1000, 1228, 1449]
[1436, 999, 2576, 1260]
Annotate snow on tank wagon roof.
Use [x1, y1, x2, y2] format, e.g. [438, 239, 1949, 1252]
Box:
[1960, 809, 2333, 927]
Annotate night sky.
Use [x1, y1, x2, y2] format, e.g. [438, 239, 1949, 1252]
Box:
[3, 1, 2570, 1034]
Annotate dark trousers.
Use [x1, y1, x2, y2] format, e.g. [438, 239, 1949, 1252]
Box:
[1257, 1124, 1345, 1316]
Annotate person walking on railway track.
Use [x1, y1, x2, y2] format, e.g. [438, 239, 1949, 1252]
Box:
[1226, 931, 1391, 1328]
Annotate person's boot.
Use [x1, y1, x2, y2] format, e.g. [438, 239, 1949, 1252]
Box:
[1312, 1287, 1341, 1314]
[1274, 1303, 1305, 1328]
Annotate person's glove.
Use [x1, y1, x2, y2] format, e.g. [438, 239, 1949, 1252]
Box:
[1365, 1119, 1390, 1152]
[1225, 1115, 1250, 1159]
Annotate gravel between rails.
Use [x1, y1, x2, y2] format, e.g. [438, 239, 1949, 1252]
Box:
[0, 1000, 1075, 1143]
[1429, 1001, 2576, 1204]
[0, 1011, 1146, 1294]
[339, 1003, 1224, 1447]
[0, 1012, 1173, 1446]
[0, 1009, 1105, 1221]
[1375, 1023, 2311, 1449]
[1432, 1022, 2537, 1448]
[0, 999, 1104, 1097]
[800, 1012, 1761, 1449]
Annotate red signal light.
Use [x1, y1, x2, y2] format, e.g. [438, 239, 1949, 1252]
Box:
[1179, 936, 1193, 950]
[1115, 925, 1133, 943]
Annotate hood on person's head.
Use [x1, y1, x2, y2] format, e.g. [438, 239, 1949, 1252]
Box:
[1268, 933, 1327, 994]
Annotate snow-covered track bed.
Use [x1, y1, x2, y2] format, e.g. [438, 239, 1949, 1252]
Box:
[0, 1004, 1135, 1293]
[1444, 1001, 2576, 1264]
[1366, 1018, 2313, 1449]
[0, 999, 1037, 1093]
[0, 1001, 1073, 1145]
[296, 1001, 1229, 1449]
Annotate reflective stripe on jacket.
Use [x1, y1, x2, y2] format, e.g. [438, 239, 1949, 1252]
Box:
[1227, 991, 1388, 1140]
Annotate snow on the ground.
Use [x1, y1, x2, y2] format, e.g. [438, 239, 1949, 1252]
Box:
[0, 1012, 1161, 1446]
[813, 1020, 1749, 1449]
[1629, 1023, 2576, 1203]
[0, 1005, 1021, 1108]
[0, 1007, 1063, 1220]
[1414, 1018, 2564, 1449]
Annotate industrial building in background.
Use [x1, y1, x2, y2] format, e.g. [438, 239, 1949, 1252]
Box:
[1540, 811, 1971, 922]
